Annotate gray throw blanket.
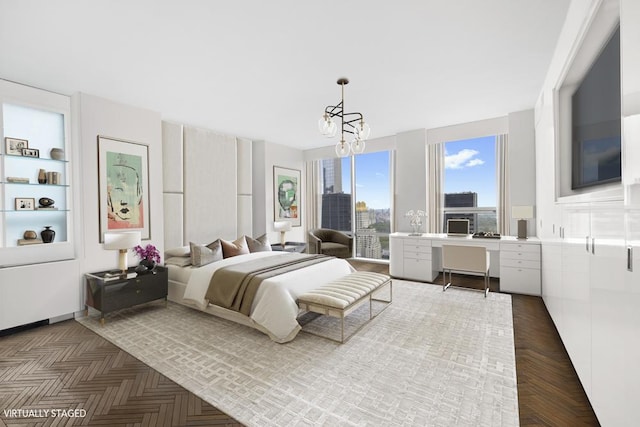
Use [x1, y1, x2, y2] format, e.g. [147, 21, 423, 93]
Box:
[205, 254, 332, 316]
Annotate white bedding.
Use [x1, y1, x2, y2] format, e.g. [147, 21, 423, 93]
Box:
[181, 252, 354, 342]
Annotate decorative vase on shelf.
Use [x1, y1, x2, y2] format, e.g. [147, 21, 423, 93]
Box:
[38, 169, 47, 184]
[50, 148, 64, 160]
[41, 226, 55, 243]
[23, 230, 37, 240]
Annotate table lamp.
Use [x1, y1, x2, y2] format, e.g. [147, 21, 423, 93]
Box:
[273, 221, 292, 247]
[511, 206, 534, 240]
[104, 231, 141, 273]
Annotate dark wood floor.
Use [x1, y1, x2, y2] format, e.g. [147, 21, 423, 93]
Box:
[1, 261, 599, 426]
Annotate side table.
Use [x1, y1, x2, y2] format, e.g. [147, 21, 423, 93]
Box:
[271, 242, 307, 253]
[84, 266, 168, 325]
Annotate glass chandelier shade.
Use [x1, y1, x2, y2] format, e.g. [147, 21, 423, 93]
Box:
[335, 140, 351, 157]
[319, 77, 370, 157]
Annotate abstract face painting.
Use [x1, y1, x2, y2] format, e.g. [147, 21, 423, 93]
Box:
[98, 136, 150, 241]
[106, 152, 144, 228]
[273, 166, 301, 226]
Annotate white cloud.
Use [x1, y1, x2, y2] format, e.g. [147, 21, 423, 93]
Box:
[465, 158, 485, 167]
[445, 148, 482, 169]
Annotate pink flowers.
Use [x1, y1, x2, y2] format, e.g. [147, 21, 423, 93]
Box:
[133, 244, 161, 263]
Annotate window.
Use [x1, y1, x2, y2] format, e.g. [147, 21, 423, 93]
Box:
[443, 136, 497, 234]
[316, 151, 393, 260]
[319, 157, 352, 232]
[354, 151, 391, 260]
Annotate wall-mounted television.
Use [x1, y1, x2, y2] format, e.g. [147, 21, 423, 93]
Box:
[571, 25, 621, 189]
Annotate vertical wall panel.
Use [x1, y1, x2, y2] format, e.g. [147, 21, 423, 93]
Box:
[162, 122, 183, 193]
[237, 195, 253, 238]
[163, 193, 184, 250]
[184, 126, 237, 244]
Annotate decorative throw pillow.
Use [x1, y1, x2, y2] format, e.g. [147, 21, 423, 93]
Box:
[246, 234, 272, 252]
[165, 245, 191, 257]
[189, 240, 223, 267]
[221, 236, 250, 258]
[165, 256, 192, 267]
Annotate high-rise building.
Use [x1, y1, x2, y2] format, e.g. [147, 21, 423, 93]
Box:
[321, 193, 351, 231]
[355, 201, 383, 259]
[321, 158, 342, 194]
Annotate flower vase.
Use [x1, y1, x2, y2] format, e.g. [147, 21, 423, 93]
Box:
[41, 226, 55, 243]
[136, 258, 156, 274]
[38, 169, 47, 184]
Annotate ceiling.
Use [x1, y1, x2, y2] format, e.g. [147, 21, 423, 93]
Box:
[0, 0, 571, 150]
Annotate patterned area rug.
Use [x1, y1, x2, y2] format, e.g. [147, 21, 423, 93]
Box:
[77, 280, 519, 426]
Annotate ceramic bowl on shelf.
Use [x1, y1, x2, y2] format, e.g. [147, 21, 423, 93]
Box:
[50, 148, 64, 160]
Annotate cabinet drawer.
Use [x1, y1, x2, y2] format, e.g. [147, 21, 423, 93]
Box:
[500, 266, 541, 295]
[403, 243, 431, 254]
[102, 279, 166, 312]
[404, 258, 432, 281]
[403, 238, 430, 247]
[404, 250, 431, 260]
[500, 250, 541, 262]
[500, 258, 540, 269]
[500, 242, 540, 253]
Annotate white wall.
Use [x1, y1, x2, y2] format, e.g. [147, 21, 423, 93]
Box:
[76, 93, 163, 274]
[395, 129, 428, 232]
[508, 109, 536, 236]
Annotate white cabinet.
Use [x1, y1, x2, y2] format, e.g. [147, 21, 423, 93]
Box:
[559, 204, 592, 394]
[0, 79, 79, 332]
[589, 205, 627, 425]
[499, 241, 541, 295]
[389, 233, 436, 282]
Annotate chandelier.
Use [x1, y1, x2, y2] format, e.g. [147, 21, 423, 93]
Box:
[318, 77, 371, 157]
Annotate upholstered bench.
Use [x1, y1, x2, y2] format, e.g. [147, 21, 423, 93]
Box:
[297, 271, 392, 343]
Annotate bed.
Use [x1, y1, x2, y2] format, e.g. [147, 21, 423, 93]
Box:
[167, 251, 355, 343]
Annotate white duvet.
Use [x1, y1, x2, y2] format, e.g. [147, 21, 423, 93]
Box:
[182, 252, 354, 342]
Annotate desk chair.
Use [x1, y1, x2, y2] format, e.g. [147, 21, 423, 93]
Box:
[442, 245, 490, 297]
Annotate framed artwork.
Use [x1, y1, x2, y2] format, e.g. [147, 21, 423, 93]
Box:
[15, 197, 35, 211]
[5, 137, 28, 155]
[273, 166, 301, 227]
[21, 147, 40, 158]
[98, 136, 150, 241]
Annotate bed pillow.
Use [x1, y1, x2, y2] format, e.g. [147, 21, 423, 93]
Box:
[165, 256, 193, 267]
[246, 234, 272, 253]
[190, 240, 223, 267]
[165, 245, 191, 257]
[221, 236, 250, 258]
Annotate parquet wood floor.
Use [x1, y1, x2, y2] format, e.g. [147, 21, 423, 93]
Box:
[1, 260, 599, 426]
[0, 318, 241, 426]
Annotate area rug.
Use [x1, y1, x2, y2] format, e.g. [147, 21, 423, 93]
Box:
[76, 280, 519, 426]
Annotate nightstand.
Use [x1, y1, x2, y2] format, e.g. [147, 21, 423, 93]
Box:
[84, 266, 168, 325]
[271, 242, 307, 253]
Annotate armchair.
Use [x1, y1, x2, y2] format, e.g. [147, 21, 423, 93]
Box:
[307, 228, 353, 259]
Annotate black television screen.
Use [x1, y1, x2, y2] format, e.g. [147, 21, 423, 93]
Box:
[571, 25, 621, 189]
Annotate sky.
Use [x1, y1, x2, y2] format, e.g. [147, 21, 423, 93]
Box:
[341, 151, 390, 210]
[444, 136, 497, 207]
[337, 135, 497, 209]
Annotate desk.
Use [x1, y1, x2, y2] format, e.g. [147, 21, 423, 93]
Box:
[389, 233, 541, 295]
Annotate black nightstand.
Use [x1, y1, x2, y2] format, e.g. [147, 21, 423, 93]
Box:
[84, 266, 168, 325]
[271, 242, 307, 253]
